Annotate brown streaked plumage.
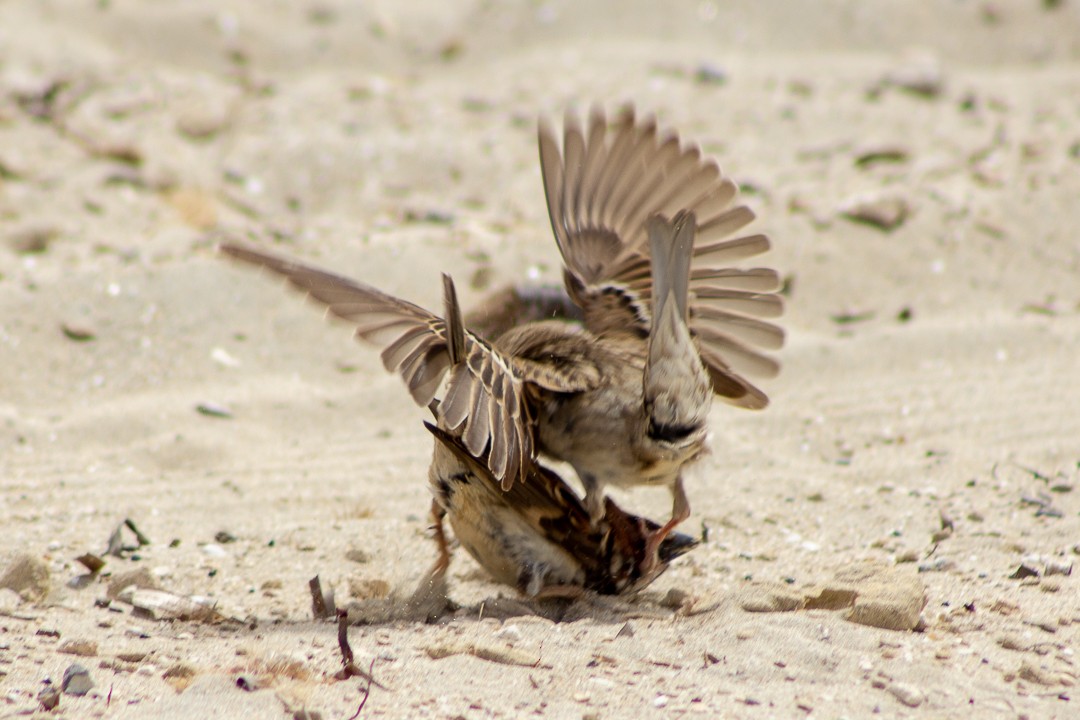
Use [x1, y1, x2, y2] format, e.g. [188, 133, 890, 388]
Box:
[535, 104, 784, 411]
[421, 421, 699, 598]
[221, 103, 782, 580]
[466, 106, 785, 569]
[462, 284, 584, 341]
[220, 244, 596, 490]
[495, 212, 713, 571]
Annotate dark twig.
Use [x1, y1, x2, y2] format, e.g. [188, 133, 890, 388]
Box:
[105, 518, 151, 557]
[346, 657, 377, 720]
[124, 518, 152, 546]
[336, 609, 354, 666]
[310, 576, 329, 619]
[335, 609, 388, 690]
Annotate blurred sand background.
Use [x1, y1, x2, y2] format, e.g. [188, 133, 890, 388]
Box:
[1, 0, 1079, 717]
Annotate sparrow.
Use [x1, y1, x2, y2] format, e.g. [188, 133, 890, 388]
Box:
[421, 420, 699, 599]
[424, 275, 698, 597]
[220, 103, 782, 574]
[481, 105, 783, 570]
[480, 210, 716, 574]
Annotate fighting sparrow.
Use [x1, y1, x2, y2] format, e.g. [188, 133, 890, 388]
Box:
[469, 106, 784, 570]
[422, 420, 699, 599]
[219, 249, 698, 598]
[424, 275, 698, 597]
[221, 103, 782, 574]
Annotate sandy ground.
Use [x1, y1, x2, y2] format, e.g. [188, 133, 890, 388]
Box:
[2, 0, 1080, 717]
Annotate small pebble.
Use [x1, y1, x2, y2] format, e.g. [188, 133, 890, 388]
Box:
[694, 63, 727, 86]
[661, 588, 690, 609]
[883, 51, 945, 98]
[494, 624, 522, 643]
[210, 347, 241, 367]
[0, 554, 51, 602]
[7, 224, 58, 254]
[38, 684, 60, 710]
[61, 324, 96, 342]
[887, 681, 924, 707]
[200, 543, 227, 558]
[838, 191, 912, 231]
[58, 639, 98, 657]
[116, 651, 147, 663]
[62, 664, 94, 696]
[918, 558, 955, 573]
[1044, 560, 1072, 576]
[345, 548, 370, 564]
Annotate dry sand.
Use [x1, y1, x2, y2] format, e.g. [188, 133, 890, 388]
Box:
[2, 1, 1079, 717]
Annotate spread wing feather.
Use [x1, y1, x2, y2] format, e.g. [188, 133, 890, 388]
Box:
[538, 104, 785, 408]
[219, 243, 532, 487]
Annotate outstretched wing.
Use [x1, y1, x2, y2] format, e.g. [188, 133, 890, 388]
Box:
[220, 243, 532, 487]
[538, 104, 784, 409]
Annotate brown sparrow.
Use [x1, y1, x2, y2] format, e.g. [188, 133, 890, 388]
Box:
[425, 274, 697, 597]
[482, 105, 783, 570]
[533, 104, 783, 411]
[421, 420, 698, 598]
[219, 249, 698, 598]
[221, 104, 782, 573]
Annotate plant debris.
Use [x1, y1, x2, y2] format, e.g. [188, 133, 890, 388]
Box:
[105, 518, 151, 557]
[309, 575, 335, 619]
[196, 401, 234, 419]
[1009, 564, 1040, 580]
[75, 553, 106, 574]
[61, 323, 96, 342]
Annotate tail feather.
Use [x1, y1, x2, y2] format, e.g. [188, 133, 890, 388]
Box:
[644, 212, 711, 443]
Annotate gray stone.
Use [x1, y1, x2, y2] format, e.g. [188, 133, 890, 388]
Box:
[62, 663, 94, 696]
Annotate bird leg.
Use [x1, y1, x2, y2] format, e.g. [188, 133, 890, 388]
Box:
[641, 476, 691, 576]
[404, 499, 453, 619]
[428, 498, 452, 576]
